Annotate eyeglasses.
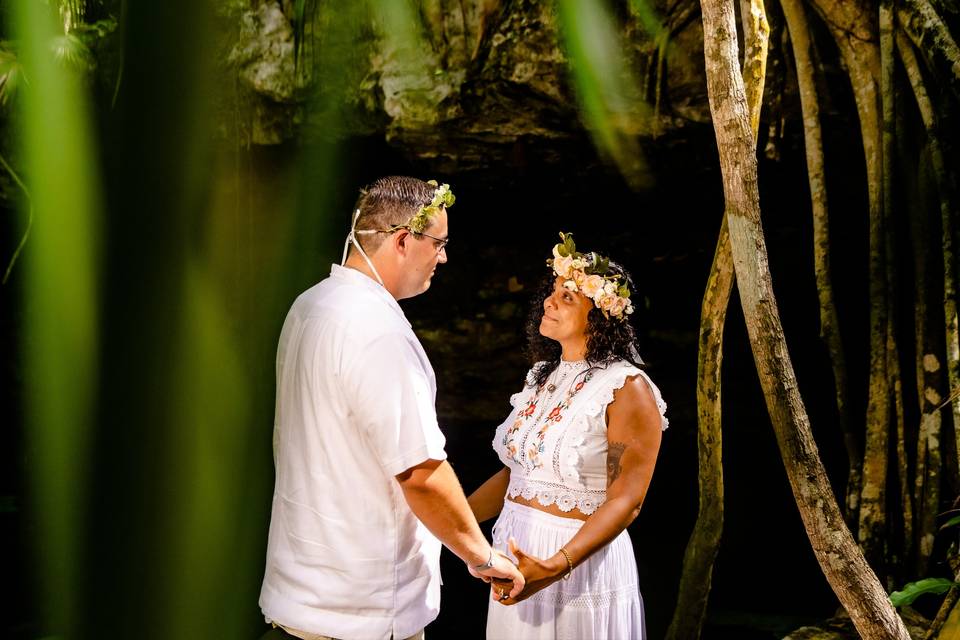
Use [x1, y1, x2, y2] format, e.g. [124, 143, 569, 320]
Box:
[413, 230, 449, 252]
[361, 224, 448, 253]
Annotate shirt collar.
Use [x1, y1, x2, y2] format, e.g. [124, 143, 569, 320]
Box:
[330, 264, 411, 328]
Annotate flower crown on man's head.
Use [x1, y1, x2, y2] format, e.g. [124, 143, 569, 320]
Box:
[546, 232, 634, 320]
[405, 180, 455, 233]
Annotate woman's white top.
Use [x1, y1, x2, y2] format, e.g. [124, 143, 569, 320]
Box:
[492, 359, 668, 515]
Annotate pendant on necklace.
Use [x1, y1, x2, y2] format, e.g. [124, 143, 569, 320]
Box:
[547, 383, 556, 393]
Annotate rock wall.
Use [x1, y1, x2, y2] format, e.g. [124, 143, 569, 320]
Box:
[229, 0, 710, 165]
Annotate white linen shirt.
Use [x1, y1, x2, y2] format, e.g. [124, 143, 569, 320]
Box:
[259, 264, 448, 640]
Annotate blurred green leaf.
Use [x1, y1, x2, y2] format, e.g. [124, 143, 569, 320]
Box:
[942, 514, 960, 530]
[890, 578, 956, 607]
[0, 43, 25, 105]
[16, 0, 102, 633]
[627, 0, 666, 37]
[556, 0, 650, 189]
[50, 32, 96, 72]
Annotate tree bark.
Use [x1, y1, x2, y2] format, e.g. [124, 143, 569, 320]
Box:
[664, 221, 732, 640]
[739, 0, 769, 138]
[666, 3, 769, 637]
[780, 0, 860, 529]
[897, 29, 960, 476]
[805, 0, 888, 560]
[897, 0, 960, 100]
[699, 1, 910, 637]
[881, 0, 912, 579]
[897, 30, 950, 574]
[666, 4, 768, 637]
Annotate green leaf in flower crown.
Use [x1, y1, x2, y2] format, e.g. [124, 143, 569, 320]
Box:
[556, 244, 570, 257]
[618, 284, 630, 298]
[889, 578, 956, 607]
[563, 234, 576, 256]
[591, 255, 607, 275]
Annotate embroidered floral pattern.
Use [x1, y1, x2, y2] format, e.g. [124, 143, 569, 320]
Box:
[494, 361, 668, 516]
[525, 373, 592, 470]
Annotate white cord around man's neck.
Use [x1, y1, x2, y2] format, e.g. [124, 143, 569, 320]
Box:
[341, 208, 385, 287]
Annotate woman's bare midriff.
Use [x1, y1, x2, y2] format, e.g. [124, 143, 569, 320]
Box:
[507, 493, 590, 521]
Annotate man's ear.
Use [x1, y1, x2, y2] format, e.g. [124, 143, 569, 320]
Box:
[393, 229, 411, 255]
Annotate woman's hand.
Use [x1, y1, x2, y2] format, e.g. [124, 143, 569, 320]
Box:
[491, 537, 568, 605]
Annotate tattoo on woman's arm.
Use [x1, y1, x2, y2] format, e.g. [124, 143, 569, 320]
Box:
[607, 442, 626, 484]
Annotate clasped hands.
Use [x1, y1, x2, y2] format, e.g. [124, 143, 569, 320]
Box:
[469, 537, 569, 606]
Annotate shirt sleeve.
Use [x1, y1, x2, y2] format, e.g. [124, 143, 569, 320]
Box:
[342, 333, 447, 476]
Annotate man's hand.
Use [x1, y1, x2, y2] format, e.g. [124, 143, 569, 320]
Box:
[472, 548, 525, 598]
[493, 537, 567, 605]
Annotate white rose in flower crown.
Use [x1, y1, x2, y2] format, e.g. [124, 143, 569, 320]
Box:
[609, 296, 628, 317]
[581, 274, 605, 298]
[552, 245, 564, 261]
[572, 269, 587, 288]
[553, 254, 574, 279]
[603, 281, 617, 295]
[563, 279, 579, 292]
[598, 293, 617, 311]
[571, 258, 586, 270]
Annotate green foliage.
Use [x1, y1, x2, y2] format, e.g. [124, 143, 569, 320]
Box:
[291, 0, 312, 68]
[72, 17, 117, 44]
[0, 43, 24, 106]
[555, 0, 650, 189]
[942, 513, 960, 531]
[407, 180, 455, 233]
[626, 0, 666, 37]
[890, 578, 957, 607]
[50, 33, 96, 72]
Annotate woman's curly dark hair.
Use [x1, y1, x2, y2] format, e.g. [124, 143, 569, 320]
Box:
[525, 260, 644, 388]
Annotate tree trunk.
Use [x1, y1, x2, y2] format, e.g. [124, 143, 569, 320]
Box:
[664, 220, 732, 640]
[780, 0, 861, 529]
[805, 0, 888, 559]
[897, 30, 950, 575]
[896, 28, 960, 478]
[666, 3, 769, 636]
[897, 0, 960, 100]
[739, 0, 769, 138]
[881, 0, 912, 579]
[666, 4, 768, 636]
[699, 1, 910, 637]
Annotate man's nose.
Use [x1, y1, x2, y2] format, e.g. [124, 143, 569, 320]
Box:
[437, 246, 448, 264]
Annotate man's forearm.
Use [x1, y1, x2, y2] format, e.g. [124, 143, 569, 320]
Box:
[397, 459, 491, 566]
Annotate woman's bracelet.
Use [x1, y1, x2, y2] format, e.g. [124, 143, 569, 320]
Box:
[558, 547, 574, 580]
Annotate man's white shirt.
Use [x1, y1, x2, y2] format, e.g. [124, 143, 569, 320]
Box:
[260, 264, 448, 640]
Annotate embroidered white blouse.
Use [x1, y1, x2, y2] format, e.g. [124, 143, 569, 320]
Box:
[493, 359, 668, 515]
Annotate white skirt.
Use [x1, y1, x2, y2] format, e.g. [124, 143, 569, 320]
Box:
[486, 501, 645, 640]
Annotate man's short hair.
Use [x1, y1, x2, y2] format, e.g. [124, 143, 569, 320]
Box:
[350, 176, 438, 255]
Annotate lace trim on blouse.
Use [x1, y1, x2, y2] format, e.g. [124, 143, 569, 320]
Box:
[506, 477, 606, 515]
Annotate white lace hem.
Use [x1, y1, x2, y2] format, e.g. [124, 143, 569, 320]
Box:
[507, 482, 605, 515]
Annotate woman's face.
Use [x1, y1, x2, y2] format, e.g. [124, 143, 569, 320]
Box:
[539, 277, 593, 346]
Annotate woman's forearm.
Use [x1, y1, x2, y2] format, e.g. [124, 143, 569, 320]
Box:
[543, 493, 641, 575]
[467, 466, 511, 523]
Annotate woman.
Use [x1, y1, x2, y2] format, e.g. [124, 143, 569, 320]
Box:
[468, 233, 668, 640]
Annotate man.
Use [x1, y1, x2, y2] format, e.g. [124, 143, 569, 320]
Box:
[259, 176, 523, 640]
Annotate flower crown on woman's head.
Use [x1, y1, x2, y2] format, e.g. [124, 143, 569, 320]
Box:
[547, 232, 635, 320]
[405, 180, 455, 233]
